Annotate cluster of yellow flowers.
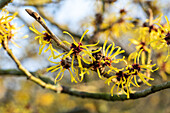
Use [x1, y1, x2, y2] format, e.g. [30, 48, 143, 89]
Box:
[105, 48, 158, 98]
[129, 15, 170, 81]
[29, 13, 170, 98]
[0, 9, 18, 48]
[30, 24, 160, 98]
[153, 16, 170, 61]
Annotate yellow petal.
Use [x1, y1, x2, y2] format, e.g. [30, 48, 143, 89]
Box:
[77, 55, 82, 68]
[155, 23, 165, 31]
[63, 31, 76, 43]
[105, 76, 116, 85]
[71, 55, 75, 72]
[68, 69, 77, 83]
[53, 52, 66, 59]
[55, 69, 65, 82]
[80, 29, 89, 43]
[106, 44, 112, 55]
[90, 47, 102, 53]
[62, 41, 71, 45]
[111, 84, 116, 96]
[108, 42, 115, 56]
[97, 68, 105, 80]
[44, 44, 51, 53]
[51, 66, 61, 73]
[129, 39, 139, 45]
[137, 49, 143, 64]
[62, 49, 73, 59]
[103, 40, 108, 56]
[165, 16, 170, 28]
[82, 56, 91, 64]
[138, 73, 151, 86]
[46, 65, 59, 72]
[54, 68, 62, 84]
[85, 40, 99, 47]
[82, 50, 96, 61]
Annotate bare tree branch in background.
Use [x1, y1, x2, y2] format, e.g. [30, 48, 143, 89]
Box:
[0, 0, 12, 9]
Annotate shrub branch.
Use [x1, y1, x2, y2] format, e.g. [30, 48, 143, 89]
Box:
[0, 68, 170, 101]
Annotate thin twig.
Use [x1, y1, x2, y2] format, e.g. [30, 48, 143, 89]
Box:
[37, 8, 81, 38]
[0, 0, 12, 9]
[25, 9, 69, 52]
[2, 40, 63, 92]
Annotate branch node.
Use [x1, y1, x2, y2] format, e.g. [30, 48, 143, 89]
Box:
[41, 85, 46, 89]
[26, 76, 31, 80]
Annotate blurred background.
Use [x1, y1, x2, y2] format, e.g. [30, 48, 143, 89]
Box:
[0, 0, 170, 113]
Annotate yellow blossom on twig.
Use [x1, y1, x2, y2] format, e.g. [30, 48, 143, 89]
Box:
[0, 9, 19, 48]
[29, 24, 58, 56]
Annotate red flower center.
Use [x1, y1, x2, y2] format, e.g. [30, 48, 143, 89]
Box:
[165, 32, 170, 45]
[61, 59, 70, 69]
[92, 61, 101, 70]
[127, 64, 141, 75]
[104, 57, 112, 66]
[43, 33, 52, 42]
[139, 42, 146, 51]
[70, 42, 83, 55]
[116, 71, 129, 81]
